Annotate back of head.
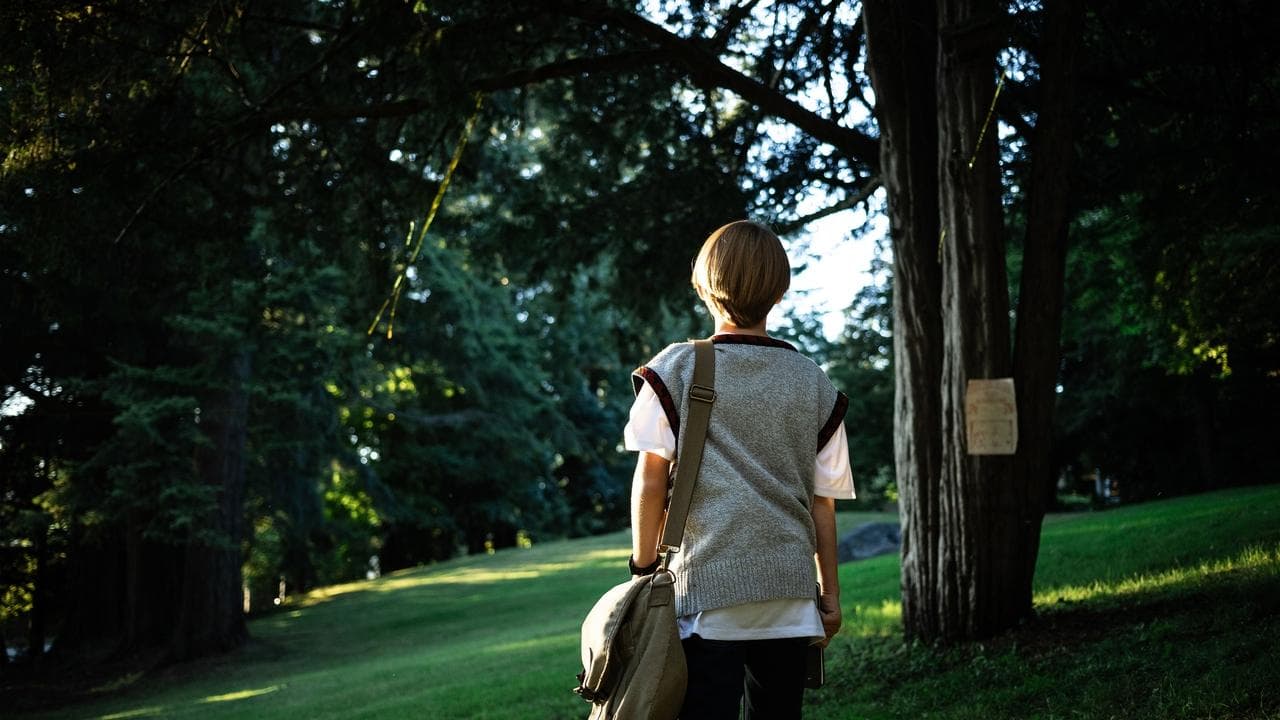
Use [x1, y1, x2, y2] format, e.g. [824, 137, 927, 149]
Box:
[690, 220, 790, 328]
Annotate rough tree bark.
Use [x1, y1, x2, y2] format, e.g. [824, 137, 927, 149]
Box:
[936, 0, 1018, 641]
[1009, 0, 1085, 623]
[862, 0, 945, 644]
[866, 0, 1082, 642]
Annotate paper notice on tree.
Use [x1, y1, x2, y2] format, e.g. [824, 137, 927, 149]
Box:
[965, 378, 1017, 455]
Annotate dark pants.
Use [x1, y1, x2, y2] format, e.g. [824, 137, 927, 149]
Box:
[679, 635, 809, 720]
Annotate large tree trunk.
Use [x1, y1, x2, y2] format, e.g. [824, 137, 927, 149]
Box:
[168, 350, 252, 661]
[862, 0, 944, 644]
[1010, 0, 1085, 622]
[935, 0, 1018, 641]
[866, 0, 1082, 642]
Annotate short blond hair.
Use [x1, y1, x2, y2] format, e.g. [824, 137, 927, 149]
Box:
[690, 220, 790, 328]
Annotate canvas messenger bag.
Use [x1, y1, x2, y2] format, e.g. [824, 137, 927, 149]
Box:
[574, 339, 716, 720]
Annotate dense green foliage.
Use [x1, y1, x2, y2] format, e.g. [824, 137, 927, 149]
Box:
[824, 251, 895, 506]
[1, 0, 1277, 666]
[7, 487, 1277, 718]
[1037, 0, 1280, 500]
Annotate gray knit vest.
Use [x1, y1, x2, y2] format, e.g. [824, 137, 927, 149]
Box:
[632, 334, 848, 616]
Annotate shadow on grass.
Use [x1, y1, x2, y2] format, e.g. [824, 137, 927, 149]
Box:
[810, 544, 1280, 719]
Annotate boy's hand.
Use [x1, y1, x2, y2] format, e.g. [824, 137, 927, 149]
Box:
[817, 593, 842, 648]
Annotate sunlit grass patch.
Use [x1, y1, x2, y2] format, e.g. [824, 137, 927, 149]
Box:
[1036, 543, 1280, 608]
[197, 685, 283, 703]
[396, 555, 627, 586]
[846, 599, 903, 638]
[483, 632, 577, 657]
[289, 538, 630, 608]
[96, 707, 167, 720]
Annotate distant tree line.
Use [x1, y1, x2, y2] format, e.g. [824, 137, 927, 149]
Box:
[1, 0, 1276, 665]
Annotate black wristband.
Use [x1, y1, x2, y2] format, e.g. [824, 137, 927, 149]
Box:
[629, 555, 661, 576]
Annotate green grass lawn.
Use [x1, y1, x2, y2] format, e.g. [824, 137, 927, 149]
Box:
[12, 486, 1280, 719]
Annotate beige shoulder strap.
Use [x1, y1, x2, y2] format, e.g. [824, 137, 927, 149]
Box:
[659, 339, 715, 556]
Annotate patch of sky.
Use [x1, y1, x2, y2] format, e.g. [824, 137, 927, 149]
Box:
[1, 389, 34, 417]
[1008, 0, 1045, 15]
[776, 187, 889, 341]
[998, 45, 1038, 83]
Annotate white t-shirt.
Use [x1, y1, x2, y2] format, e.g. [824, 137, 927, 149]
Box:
[623, 382, 855, 641]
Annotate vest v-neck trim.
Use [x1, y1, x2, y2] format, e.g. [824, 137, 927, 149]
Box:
[709, 333, 798, 352]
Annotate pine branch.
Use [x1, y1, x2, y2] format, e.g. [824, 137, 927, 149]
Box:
[470, 49, 668, 91]
[711, 0, 766, 51]
[554, 1, 881, 167]
[774, 176, 882, 236]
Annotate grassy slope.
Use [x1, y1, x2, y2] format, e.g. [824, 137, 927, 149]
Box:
[15, 489, 1280, 720]
[813, 487, 1280, 720]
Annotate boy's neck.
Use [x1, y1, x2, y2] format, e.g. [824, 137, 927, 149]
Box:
[713, 319, 769, 337]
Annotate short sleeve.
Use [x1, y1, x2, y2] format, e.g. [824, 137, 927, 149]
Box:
[814, 421, 855, 499]
[623, 381, 676, 461]
[817, 391, 849, 452]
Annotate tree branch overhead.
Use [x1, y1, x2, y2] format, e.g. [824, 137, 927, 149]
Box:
[554, 1, 881, 168]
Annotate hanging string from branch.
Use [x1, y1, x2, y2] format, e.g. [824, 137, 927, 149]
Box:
[967, 68, 1009, 171]
[939, 67, 1011, 265]
[367, 91, 486, 340]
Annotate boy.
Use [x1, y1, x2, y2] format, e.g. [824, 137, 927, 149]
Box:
[624, 220, 854, 719]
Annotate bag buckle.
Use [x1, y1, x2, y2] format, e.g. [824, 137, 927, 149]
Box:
[689, 384, 715, 404]
[656, 549, 677, 572]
